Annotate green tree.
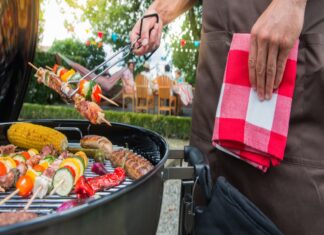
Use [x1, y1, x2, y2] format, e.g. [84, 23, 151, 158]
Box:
[48, 38, 105, 69]
[171, 4, 202, 85]
[60, 0, 162, 72]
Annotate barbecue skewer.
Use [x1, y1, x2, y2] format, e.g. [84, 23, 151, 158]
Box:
[48, 64, 118, 106]
[28, 63, 111, 126]
[0, 189, 19, 206]
[49, 179, 64, 196]
[24, 187, 42, 210]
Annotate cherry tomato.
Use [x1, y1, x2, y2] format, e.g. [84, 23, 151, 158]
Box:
[0, 162, 7, 176]
[64, 166, 76, 178]
[53, 64, 59, 74]
[16, 175, 33, 197]
[21, 151, 31, 160]
[91, 84, 102, 104]
[33, 164, 45, 173]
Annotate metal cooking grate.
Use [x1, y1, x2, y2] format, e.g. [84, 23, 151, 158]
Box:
[0, 146, 135, 215]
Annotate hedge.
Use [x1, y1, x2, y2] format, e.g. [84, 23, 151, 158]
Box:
[19, 103, 192, 140]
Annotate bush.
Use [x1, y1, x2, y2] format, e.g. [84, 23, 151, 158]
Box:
[19, 103, 192, 140]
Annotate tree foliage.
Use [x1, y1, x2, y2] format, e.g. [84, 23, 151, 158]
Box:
[48, 38, 105, 69]
[171, 4, 202, 85]
[60, 0, 152, 70]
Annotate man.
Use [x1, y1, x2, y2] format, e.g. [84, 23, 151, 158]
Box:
[130, 0, 324, 234]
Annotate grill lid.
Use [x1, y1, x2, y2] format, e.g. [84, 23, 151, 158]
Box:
[0, 0, 39, 122]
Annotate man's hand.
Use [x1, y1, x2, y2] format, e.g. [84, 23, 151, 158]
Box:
[249, 0, 306, 101]
[130, 8, 163, 56]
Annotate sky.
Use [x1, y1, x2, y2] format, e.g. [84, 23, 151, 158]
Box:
[40, 1, 186, 75]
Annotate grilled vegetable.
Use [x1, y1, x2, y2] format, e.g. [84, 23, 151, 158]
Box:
[7, 122, 68, 152]
[67, 147, 105, 163]
[61, 69, 75, 82]
[0, 157, 17, 171]
[59, 158, 82, 183]
[91, 162, 107, 176]
[74, 151, 88, 168]
[12, 154, 26, 164]
[25, 168, 41, 183]
[16, 175, 33, 197]
[52, 168, 74, 196]
[0, 162, 7, 176]
[27, 148, 39, 157]
[78, 79, 102, 104]
[74, 176, 95, 199]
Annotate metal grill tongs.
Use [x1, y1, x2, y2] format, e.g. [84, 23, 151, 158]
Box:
[62, 13, 159, 98]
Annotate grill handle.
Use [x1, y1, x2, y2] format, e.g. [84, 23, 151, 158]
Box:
[184, 146, 212, 202]
[54, 126, 83, 139]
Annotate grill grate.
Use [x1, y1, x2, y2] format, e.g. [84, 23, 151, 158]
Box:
[0, 146, 135, 215]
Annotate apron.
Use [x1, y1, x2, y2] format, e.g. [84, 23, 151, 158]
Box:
[190, 1, 324, 234]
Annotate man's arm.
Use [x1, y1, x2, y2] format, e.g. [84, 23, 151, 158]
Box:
[130, 0, 197, 55]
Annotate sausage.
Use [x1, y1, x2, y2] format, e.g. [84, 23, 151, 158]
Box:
[0, 212, 38, 226]
[110, 149, 154, 180]
[80, 135, 113, 158]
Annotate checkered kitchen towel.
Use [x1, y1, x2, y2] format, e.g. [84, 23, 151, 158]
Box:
[212, 33, 298, 172]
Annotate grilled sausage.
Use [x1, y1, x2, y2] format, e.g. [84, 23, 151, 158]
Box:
[0, 212, 38, 226]
[80, 135, 113, 158]
[110, 149, 154, 180]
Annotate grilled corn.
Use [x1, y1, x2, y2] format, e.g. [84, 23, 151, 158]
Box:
[7, 122, 68, 152]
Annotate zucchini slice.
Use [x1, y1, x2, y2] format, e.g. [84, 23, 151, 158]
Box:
[52, 168, 74, 196]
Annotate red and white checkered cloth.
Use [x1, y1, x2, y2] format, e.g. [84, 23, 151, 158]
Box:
[212, 33, 299, 172]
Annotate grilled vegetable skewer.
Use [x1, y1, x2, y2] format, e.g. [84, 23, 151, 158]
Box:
[28, 63, 110, 125]
[52, 64, 118, 106]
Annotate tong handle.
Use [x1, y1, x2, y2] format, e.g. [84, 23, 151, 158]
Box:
[138, 13, 159, 60]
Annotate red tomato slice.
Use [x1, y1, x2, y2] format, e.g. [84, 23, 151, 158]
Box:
[0, 162, 7, 176]
[33, 164, 45, 173]
[91, 84, 102, 104]
[16, 175, 34, 197]
[21, 151, 31, 160]
[64, 166, 76, 178]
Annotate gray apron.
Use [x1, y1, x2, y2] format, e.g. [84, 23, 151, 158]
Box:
[190, 1, 324, 234]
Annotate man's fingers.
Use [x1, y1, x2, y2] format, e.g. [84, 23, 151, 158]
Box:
[265, 43, 278, 100]
[148, 23, 159, 51]
[274, 49, 289, 89]
[248, 35, 257, 90]
[256, 38, 268, 101]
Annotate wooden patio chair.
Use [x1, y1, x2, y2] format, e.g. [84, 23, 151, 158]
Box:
[135, 74, 154, 113]
[122, 91, 135, 112]
[156, 75, 177, 115]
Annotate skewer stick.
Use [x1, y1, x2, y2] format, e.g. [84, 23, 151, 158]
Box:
[49, 179, 64, 196]
[98, 94, 119, 107]
[46, 66, 53, 71]
[28, 62, 39, 71]
[100, 117, 111, 126]
[24, 187, 42, 210]
[0, 189, 19, 206]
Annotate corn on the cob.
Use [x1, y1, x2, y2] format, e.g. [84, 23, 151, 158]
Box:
[7, 123, 68, 152]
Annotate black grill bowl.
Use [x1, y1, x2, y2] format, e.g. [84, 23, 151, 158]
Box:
[0, 120, 169, 235]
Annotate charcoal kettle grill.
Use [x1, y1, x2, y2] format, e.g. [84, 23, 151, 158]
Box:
[0, 1, 212, 235]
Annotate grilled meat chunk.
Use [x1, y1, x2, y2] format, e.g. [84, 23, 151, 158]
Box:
[0, 144, 16, 155]
[0, 169, 19, 190]
[0, 212, 38, 226]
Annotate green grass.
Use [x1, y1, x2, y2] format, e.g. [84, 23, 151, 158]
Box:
[19, 103, 192, 140]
